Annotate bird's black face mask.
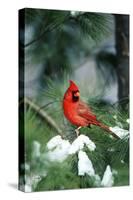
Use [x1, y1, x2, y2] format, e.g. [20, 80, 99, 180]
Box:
[72, 90, 80, 102]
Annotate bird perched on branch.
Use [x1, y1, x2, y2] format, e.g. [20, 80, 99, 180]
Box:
[63, 80, 120, 139]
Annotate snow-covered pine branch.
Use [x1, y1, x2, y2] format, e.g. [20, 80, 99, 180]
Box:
[69, 134, 96, 154]
[109, 126, 129, 139]
[46, 135, 71, 162]
[78, 150, 95, 176]
[45, 134, 96, 162]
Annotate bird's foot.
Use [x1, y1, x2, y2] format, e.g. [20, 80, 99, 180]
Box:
[75, 126, 81, 137]
[75, 129, 79, 137]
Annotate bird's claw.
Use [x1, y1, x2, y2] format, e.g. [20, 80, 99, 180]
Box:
[75, 129, 79, 137]
[75, 126, 81, 137]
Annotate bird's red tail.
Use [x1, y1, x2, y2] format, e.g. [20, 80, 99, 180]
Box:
[97, 121, 120, 139]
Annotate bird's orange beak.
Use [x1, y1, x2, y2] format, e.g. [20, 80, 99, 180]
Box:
[74, 91, 80, 97]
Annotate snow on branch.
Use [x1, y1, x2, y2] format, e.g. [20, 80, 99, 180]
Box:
[45, 134, 96, 162]
[69, 134, 96, 154]
[46, 135, 71, 162]
[109, 126, 129, 139]
[101, 165, 114, 187]
[78, 150, 95, 176]
[126, 119, 129, 124]
[27, 135, 116, 190]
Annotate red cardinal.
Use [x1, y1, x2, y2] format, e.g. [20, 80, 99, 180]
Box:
[63, 80, 119, 139]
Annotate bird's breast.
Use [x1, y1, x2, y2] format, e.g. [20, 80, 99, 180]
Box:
[63, 99, 77, 118]
[63, 100, 88, 127]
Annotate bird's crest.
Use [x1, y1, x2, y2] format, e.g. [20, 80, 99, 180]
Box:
[69, 80, 79, 92]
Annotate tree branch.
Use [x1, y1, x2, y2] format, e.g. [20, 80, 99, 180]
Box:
[24, 98, 63, 137]
[24, 14, 70, 48]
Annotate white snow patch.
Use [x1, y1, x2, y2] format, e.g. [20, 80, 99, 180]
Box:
[31, 175, 42, 188]
[46, 135, 71, 162]
[71, 11, 77, 16]
[25, 174, 42, 191]
[46, 135, 96, 162]
[78, 150, 95, 176]
[113, 115, 117, 120]
[121, 160, 125, 164]
[70, 11, 80, 17]
[69, 134, 96, 154]
[25, 185, 32, 192]
[108, 147, 115, 152]
[101, 165, 114, 187]
[47, 135, 63, 150]
[109, 126, 129, 139]
[126, 119, 130, 124]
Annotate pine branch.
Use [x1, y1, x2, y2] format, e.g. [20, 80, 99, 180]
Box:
[24, 98, 63, 137]
[24, 13, 70, 48]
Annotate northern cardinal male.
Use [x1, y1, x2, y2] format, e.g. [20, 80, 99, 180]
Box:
[63, 80, 119, 139]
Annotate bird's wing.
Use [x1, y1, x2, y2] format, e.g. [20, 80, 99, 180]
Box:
[77, 100, 97, 122]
